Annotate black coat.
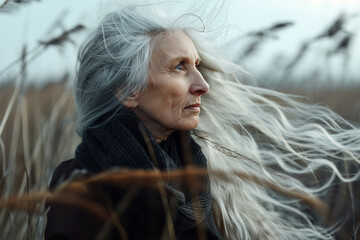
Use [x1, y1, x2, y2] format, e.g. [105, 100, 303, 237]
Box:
[45, 112, 224, 240]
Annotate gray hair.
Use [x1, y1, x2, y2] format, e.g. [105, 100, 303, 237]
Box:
[74, 2, 360, 239]
[74, 3, 209, 136]
[75, 10, 157, 135]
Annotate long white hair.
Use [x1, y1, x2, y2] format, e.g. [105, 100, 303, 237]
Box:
[74, 1, 360, 239]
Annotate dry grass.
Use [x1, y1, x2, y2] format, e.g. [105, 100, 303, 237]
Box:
[0, 81, 80, 239]
[0, 80, 359, 239]
[0, 80, 80, 179]
[0, 3, 359, 238]
[0, 165, 332, 239]
[281, 87, 360, 123]
[281, 87, 360, 239]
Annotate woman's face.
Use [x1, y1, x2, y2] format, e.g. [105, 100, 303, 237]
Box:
[129, 30, 209, 141]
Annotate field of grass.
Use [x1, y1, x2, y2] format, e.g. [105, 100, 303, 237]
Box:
[0, 81, 80, 239]
[0, 80, 359, 239]
[283, 87, 360, 123]
[0, 1, 359, 239]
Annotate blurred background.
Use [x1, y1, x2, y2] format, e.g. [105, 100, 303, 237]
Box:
[0, 0, 359, 239]
[1, 0, 359, 84]
[1, 0, 359, 119]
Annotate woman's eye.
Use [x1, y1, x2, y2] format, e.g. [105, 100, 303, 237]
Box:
[175, 63, 184, 71]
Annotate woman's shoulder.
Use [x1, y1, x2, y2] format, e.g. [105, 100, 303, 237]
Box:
[46, 159, 112, 240]
[49, 158, 86, 190]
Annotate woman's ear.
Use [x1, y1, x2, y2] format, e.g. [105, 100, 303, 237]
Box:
[117, 91, 140, 108]
[123, 93, 140, 108]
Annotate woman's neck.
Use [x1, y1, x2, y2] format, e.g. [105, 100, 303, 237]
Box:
[133, 108, 174, 143]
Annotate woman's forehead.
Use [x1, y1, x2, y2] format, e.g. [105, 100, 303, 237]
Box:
[151, 30, 200, 63]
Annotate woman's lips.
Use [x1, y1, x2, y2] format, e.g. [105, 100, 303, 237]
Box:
[185, 103, 200, 112]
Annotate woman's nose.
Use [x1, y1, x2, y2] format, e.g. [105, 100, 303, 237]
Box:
[190, 70, 209, 96]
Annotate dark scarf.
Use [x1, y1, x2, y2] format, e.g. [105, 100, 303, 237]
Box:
[75, 110, 223, 239]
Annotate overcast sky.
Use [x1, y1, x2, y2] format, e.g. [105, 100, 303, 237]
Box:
[0, 0, 359, 85]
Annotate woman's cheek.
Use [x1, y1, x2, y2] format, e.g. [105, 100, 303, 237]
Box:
[171, 97, 185, 121]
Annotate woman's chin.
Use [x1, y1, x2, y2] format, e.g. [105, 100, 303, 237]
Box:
[180, 118, 199, 131]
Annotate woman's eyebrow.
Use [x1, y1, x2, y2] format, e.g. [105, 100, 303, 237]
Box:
[167, 56, 201, 64]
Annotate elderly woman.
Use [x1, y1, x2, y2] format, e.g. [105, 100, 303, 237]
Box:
[46, 2, 360, 240]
